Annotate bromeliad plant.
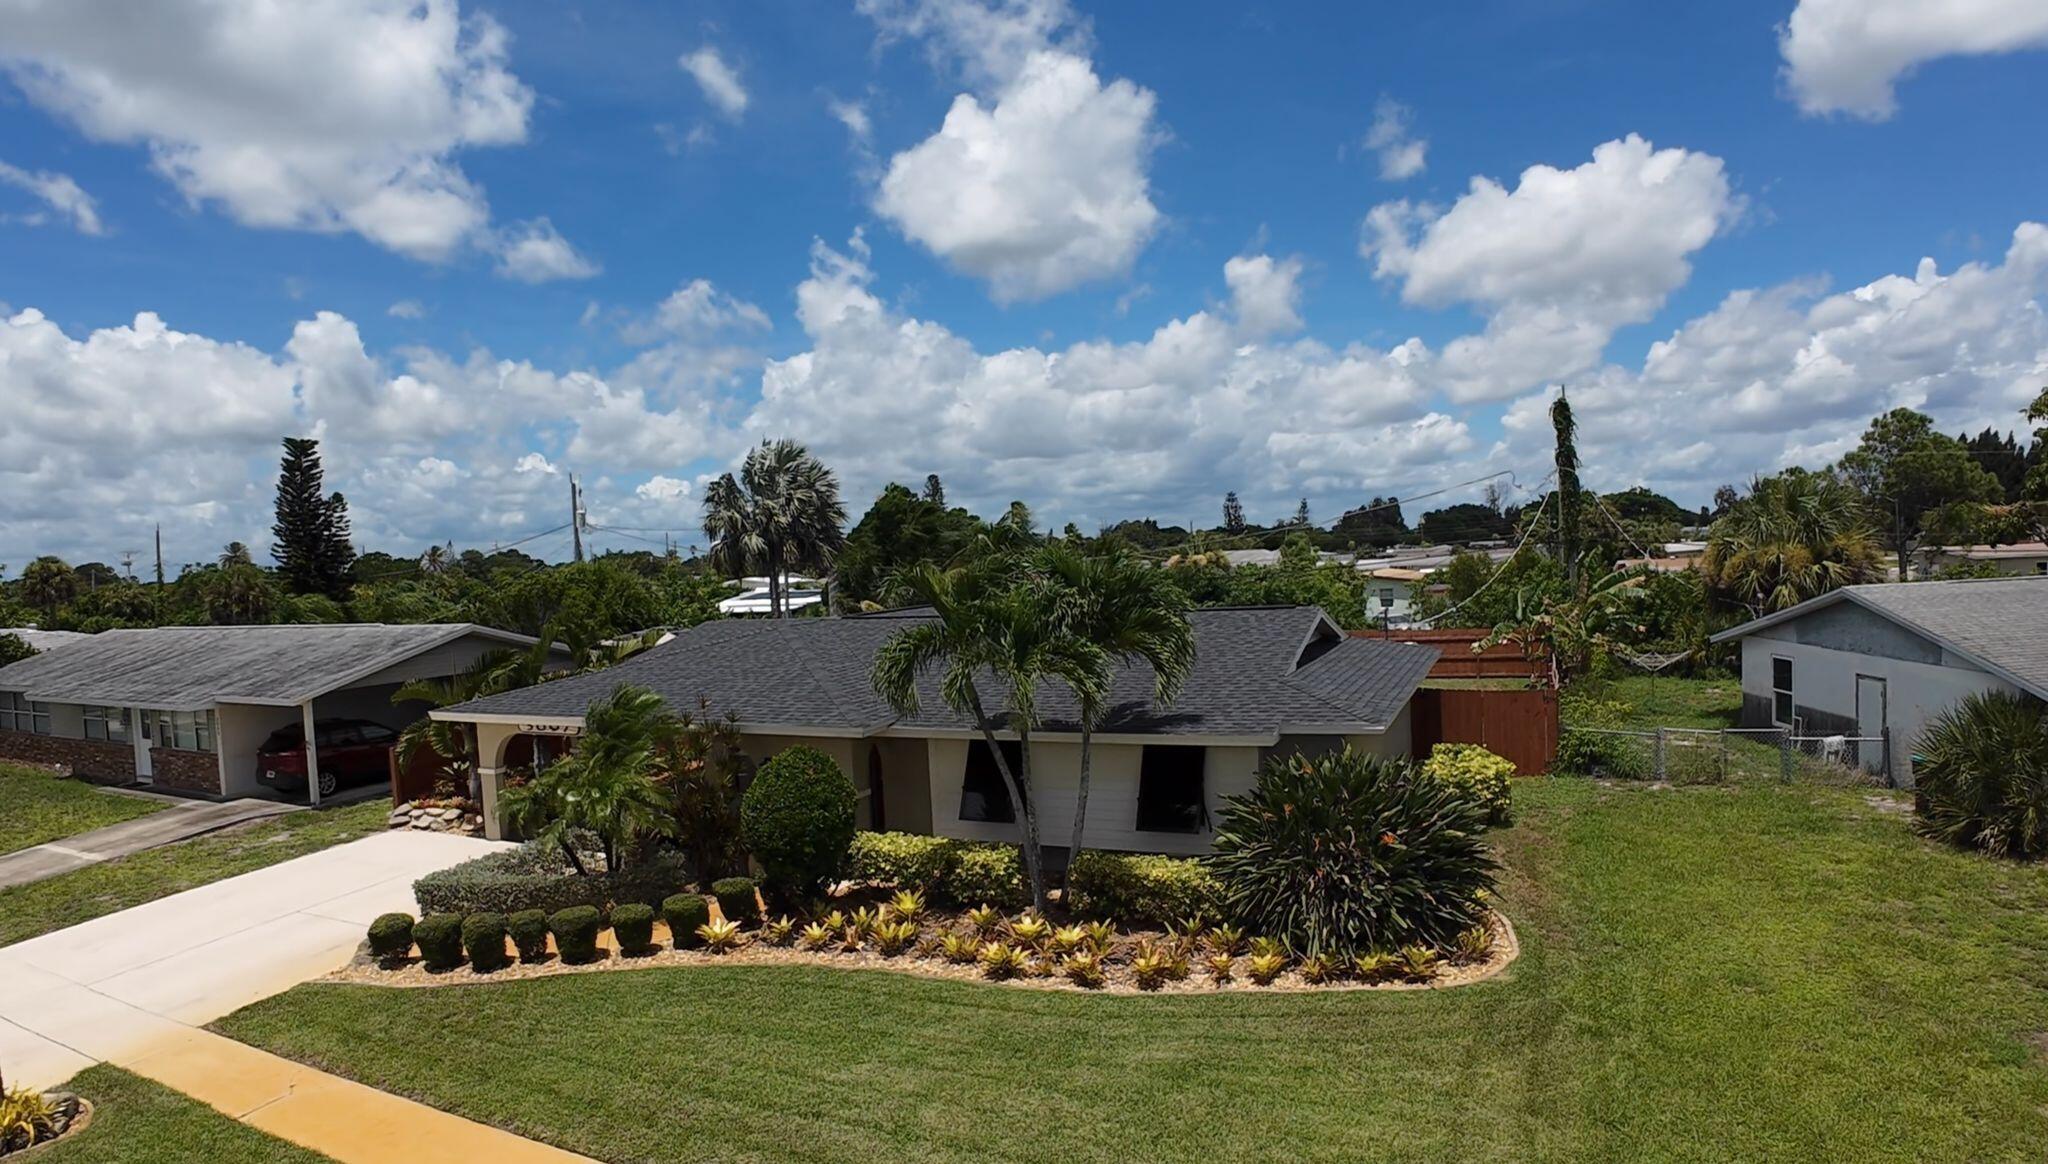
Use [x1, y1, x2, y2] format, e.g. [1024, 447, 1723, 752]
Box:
[696, 918, 745, 953]
[874, 919, 919, 956]
[1212, 749, 1497, 959]
[978, 940, 1029, 980]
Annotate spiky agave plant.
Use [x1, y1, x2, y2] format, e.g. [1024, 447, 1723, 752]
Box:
[1212, 750, 1496, 959]
[1914, 691, 2048, 858]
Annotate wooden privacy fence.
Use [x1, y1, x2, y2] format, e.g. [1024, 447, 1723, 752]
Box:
[1409, 687, 1558, 775]
[389, 745, 446, 805]
[1353, 627, 1538, 680]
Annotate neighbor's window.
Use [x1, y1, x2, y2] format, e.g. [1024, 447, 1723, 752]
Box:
[155, 710, 217, 753]
[1771, 656, 1794, 726]
[0, 693, 49, 735]
[1136, 745, 1207, 834]
[84, 706, 131, 743]
[959, 739, 1024, 823]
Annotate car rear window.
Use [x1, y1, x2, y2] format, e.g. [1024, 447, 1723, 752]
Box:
[261, 726, 304, 751]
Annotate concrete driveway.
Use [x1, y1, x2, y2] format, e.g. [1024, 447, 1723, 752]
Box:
[0, 828, 508, 1089]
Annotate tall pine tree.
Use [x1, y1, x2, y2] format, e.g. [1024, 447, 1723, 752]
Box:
[271, 437, 354, 597]
[1222, 491, 1246, 534]
[1551, 392, 1582, 590]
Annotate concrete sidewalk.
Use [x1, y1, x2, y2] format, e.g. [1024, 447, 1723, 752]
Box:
[0, 828, 508, 1089]
[0, 796, 302, 889]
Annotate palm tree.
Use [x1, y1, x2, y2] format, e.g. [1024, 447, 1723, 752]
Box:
[419, 543, 451, 575]
[1914, 691, 2048, 858]
[18, 556, 75, 619]
[497, 683, 677, 876]
[1701, 471, 1883, 615]
[871, 560, 1105, 910]
[1035, 543, 1195, 862]
[218, 541, 253, 568]
[703, 439, 848, 618]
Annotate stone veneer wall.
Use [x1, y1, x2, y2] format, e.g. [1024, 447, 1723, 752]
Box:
[0, 730, 137, 784]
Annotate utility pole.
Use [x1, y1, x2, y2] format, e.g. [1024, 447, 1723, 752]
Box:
[567, 474, 587, 563]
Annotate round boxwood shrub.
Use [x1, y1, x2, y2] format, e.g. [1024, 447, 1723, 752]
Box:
[461, 912, 510, 972]
[1211, 749, 1496, 959]
[1914, 690, 2048, 858]
[366, 912, 415, 967]
[663, 893, 710, 948]
[611, 902, 656, 955]
[413, 913, 465, 972]
[507, 909, 552, 962]
[711, 876, 759, 925]
[549, 905, 603, 964]
[740, 746, 857, 899]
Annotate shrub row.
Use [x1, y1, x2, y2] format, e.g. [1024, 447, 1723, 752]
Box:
[1065, 850, 1224, 926]
[366, 904, 620, 972]
[412, 841, 692, 918]
[841, 831, 1028, 908]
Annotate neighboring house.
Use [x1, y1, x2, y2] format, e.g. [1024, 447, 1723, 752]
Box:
[1920, 541, 2048, 578]
[0, 623, 563, 803]
[1710, 577, 2048, 786]
[717, 574, 825, 616]
[435, 605, 1439, 856]
[0, 628, 91, 653]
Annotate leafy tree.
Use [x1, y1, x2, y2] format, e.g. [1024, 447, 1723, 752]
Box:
[497, 683, 676, 876]
[1333, 496, 1408, 547]
[1222, 491, 1246, 535]
[0, 633, 33, 667]
[1603, 487, 1688, 525]
[703, 438, 848, 617]
[270, 437, 355, 598]
[393, 640, 559, 792]
[1701, 470, 1883, 615]
[1837, 408, 2003, 576]
[835, 482, 981, 606]
[1417, 502, 1512, 545]
[922, 474, 945, 506]
[465, 559, 663, 641]
[1096, 518, 1189, 551]
[1960, 427, 2031, 502]
[1413, 549, 1566, 629]
[18, 556, 75, 618]
[198, 562, 273, 625]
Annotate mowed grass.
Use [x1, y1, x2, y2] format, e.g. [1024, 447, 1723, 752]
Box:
[217, 780, 2048, 1163]
[1598, 673, 1746, 729]
[0, 762, 165, 856]
[38, 1065, 329, 1163]
[0, 799, 388, 947]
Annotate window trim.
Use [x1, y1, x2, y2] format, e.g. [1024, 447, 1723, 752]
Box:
[1135, 744, 1208, 835]
[1770, 654, 1794, 728]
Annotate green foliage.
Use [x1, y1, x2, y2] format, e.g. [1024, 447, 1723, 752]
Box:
[1837, 407, 2005, 571]
[1212, 749, 1497, 958]
[844, 831, 963, 892]
[412, 913, 465, 971]
[1914, 692, 2048, 858]
[366, 912, 414, 966]
[739, 745, 858, 898]
[835, 481, 985, 606]
[412, 842, 690, 917]
[977, 940, 1029, 980]
[1246, 950, 1287, 985]
[942, 844, 1030, 909]
[610, 902, 656, 954]
[461, 912, 510, 972]
[1702, 469, 1883, 615]
[654, 700, 750, 884]
[1, 1077, 59, 1150]
[662, 894, 711, 949]
[498, 683, 677, 876]
[270, 437, 354, 598]
[508, 909, 552, 962]
[0, 633, 32, 668]
[1419, 743, 1516, 826]
[711, 876, 759, 925]
[1129, 941, 1174, 990]
[703, 438, 848, 618]
[1413, 550, 1566, 629]
[464, 559, 664, 642]
[1454, 925, 1495, 964]
[697, 918, 745, 953]
[1065, 850, 1224, 925]
[1061, 949, 1107, 988]
[549, 905, 603, 964]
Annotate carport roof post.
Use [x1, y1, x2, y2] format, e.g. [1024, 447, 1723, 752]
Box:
[303, 701, 321, 808]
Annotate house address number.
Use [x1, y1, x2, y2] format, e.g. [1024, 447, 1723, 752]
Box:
[518, 723, 583, 735]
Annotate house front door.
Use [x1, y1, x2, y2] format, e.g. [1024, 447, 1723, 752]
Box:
[132, 708, 154, 785]
[1855, 675, 1887, 779]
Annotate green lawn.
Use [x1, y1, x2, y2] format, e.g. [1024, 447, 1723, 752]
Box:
[36, 1065, 328, 1163]
[1597, 673, 1745, 729]
[0, 762, 165, 856]
[0, 800, 389, 947]
[216, 780, 2048, 1163]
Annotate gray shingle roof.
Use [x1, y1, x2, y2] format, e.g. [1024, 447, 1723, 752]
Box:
[1711, 576, 2048, 698]
[0, 623, 542, 711]
[443, 606, 1438, 738]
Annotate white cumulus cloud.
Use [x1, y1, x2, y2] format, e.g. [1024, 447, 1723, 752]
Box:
[1780, 0, 2048, 119]
[1362, 97, 1426, 181]
[494, 217, 601, 283]
[680, 46, 748, 118]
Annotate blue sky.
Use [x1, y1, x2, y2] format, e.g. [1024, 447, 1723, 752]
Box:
[3, 0, 2047, 568]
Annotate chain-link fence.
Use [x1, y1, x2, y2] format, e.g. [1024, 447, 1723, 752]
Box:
[1560, 723, 1894, 787]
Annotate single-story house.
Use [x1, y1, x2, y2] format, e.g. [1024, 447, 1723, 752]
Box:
[435, 605, 1440, 856]
[0, 623, 563, 803]
[1710, 576, 2048, 785]
[717, 574, 825, 616]
[1919, 541, 2048, 578]
[0, 628, 91, 653]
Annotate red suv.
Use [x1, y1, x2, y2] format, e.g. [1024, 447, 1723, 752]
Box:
[257, 718, 400, 799]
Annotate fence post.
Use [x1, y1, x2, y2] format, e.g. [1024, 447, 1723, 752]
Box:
[1882, 726, 1895, 789]
[1779, 729, 1793, 783]
[1654, 728, 1667, 781]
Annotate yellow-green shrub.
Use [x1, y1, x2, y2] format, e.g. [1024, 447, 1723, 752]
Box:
[1419, 743, 1515, 826]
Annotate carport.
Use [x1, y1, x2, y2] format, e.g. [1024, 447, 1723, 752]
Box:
[0, 624, 567, 804]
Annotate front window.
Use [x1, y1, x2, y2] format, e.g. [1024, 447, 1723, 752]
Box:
[1771, 656, 1794, 727]
[154, 710, 217, 753]
[1136, 745, 1207, 833]
[84, 706, 131, 743]
[959, 739, 1024, 823]
[0, 692, 48, 735]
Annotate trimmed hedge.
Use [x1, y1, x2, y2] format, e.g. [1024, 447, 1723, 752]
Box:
[366, 912, 414, 966]
[508, 909, 552, 962]
[461, 912, 510, 972]
[663, 893, 710, 949]
[711, 877, 759, 925]
[412, 841, 691, 918]
[943, 843, 1029, 909]
[740, 746, 857, 898]
[1419, 743, 1516, 826]
[413, 913, 465, 971]
[1066, 850, 1224, 926]
[550, 905, 603, 964]
[845, 831, 961, 892]
[611, 902, 656, 954]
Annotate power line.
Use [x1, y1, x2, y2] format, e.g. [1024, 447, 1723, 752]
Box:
[1415, 476, 1558, 628]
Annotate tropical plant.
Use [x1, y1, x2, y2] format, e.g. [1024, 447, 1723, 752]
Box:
[886, 889, 928, 923]
[1913, 691, 2048, 858]
[18, 555, 76, 617]
[1007, 913, 1051, 947]
[848, 905, 881, 940]
[738, 745, 858, 900]
[763, 916, 797, 946]
[653, 700, 750, 884]
[1130, 941, 1174, 990]
[977, 940, 1028, 980]
[798, 922, 834, 951]
[1298, 952, 1340, 984]
[874, 919, 919, 956]
[1, 1073, 59, 1151]
[1205, 952, 1236, 984]
[392, 637, 558, 791]
[1702, 470, 1883, 615]
[1453, 925, 1495, 964]
[965, 904, 1004, 936]
[702, 438, 847, 618]
[1399, 944, 1442, 982]
[1211, 749, 1497, 958]
[872, 559, 1106, 909]
[1081, 919, 1118, 955]
[497, 684, 676, 876]
[1061, 949, 1107, 988]
[696, 918, 746, 953]
[1246, 951, 1287, 985]
[1206, 923, 1247, 956]
[1049, 924, 1087, 956]
[1354, 951, 1401, 983]
[940, 932, 980, 963]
